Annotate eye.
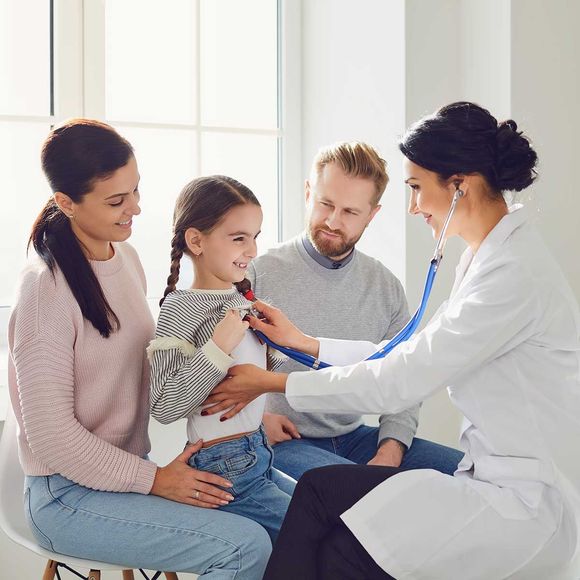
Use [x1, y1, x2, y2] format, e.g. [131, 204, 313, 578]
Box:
[408, 184, 420, 192]
[320, 201, 331, 207]
[345, 209, 358, 216]
[233, 236, 245, 242]
[109, 199, 123, 207]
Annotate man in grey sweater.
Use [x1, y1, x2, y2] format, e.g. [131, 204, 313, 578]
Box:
[247, 141, 463, 480]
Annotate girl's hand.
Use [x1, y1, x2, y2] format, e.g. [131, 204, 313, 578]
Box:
[150, 440, 235, 508]
[212, 309, 249, 354]
[247, 301, 319, 356]
[203, 364, 288, 420]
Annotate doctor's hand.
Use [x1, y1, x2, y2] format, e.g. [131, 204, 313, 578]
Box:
[367, 439, 406, 468]
[203, 364, 288, 420]
[263, 412, 301, 445]
[246, 301, 320, 356]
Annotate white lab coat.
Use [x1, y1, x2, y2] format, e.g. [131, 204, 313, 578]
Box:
[286, 205, 580, 580]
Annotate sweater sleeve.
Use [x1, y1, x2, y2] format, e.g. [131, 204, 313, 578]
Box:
[148, 337, 234, 424]
[11, 277, 157, 494]
[377, 276, 420, 449]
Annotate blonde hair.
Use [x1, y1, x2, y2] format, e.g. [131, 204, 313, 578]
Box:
[311, 141, 388, 205]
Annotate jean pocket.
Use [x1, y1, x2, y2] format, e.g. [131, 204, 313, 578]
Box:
[24, 485, 54, 551]
[224, 451, 258, 477]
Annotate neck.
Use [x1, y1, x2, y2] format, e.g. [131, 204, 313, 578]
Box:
[460, 199, 509, 254]
[191, 267, 234, 290]
[71, 224, 113, 261]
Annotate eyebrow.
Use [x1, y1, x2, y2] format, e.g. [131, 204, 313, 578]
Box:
[104, 177, 141, 200]
[404, 177, 418, 183]
[228, 230, 261, 237]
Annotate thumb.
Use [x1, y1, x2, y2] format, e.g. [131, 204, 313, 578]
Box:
[177, 439, 203, 462]
[283, 419, 301, 439]
[252, 300, 277, 318]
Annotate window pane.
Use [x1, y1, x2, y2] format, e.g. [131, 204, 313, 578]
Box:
[201, 0, 277, 129]
[105, 0, 197, 124]
[116, 126, 198, 298]
[0, 0, 50, 116]
[201, 132, 278, 252]
[0, 122, 51, 305]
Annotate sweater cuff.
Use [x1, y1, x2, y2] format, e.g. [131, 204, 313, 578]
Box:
[201, 340, 235, 374]
[131, 458, 158, 495]
[378, 423, 414, 450]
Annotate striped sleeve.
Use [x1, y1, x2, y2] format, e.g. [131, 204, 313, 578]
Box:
[148, 293, 234, 424]
[266, 346, 287, 372]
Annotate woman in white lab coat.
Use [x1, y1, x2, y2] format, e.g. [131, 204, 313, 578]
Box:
[206, 101, 580, 580]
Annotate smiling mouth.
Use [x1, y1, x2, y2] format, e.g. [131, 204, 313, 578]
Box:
[116, 219, 132, 226]
[233, 262, 248, 269]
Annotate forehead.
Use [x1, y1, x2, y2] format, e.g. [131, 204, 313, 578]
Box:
[88, 156, 139, 199]
[215, 203, 263, 231]
[313, 162, 376, 208]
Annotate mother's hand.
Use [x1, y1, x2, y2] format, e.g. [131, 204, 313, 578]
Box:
[248, 301, 319, 356]
[150, 440, 234, 508]
[203, 364, 288, 420]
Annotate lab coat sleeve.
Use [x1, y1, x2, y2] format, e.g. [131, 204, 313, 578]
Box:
[287, 260, 540, 415]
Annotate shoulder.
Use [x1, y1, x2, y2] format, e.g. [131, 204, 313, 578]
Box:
[253, 237, 301, 271]
[10, 255, 78, 344]
[353, 250, 403, 288]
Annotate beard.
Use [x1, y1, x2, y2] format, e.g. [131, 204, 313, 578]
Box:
[308, 225, 361, 258]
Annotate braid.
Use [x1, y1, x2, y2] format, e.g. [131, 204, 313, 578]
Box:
[160, 232, 185, 306]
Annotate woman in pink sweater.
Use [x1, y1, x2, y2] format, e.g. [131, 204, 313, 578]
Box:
[8, 120, 271, 578]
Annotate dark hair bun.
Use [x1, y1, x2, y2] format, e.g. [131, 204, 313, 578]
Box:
[495, 119, 538, 192]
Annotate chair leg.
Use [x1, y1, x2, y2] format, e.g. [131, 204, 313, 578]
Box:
[87, 571, 101, 580]
[122, 571, 136, 580]
[164, 574, 179, 580]
[42, 560, 58, 580]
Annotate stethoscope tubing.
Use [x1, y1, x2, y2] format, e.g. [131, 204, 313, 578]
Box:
[254, 189, 464, 370]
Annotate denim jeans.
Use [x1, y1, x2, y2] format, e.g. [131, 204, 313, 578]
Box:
[271, 424, 464, 480]
[188, 427, 295, 544]
[25, 473, 271, 579]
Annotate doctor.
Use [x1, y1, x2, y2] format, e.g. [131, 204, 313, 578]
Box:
[206, 101, 580, 579]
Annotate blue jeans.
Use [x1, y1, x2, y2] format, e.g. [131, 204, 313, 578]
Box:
[25, 473, 271, 579]
[272, 424, 464, 480]
[188, 427, 295, 544]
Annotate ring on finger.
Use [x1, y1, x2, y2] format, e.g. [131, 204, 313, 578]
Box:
[194, 490, 200, 500]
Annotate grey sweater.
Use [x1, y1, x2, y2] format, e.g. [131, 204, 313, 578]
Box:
[248, 235, 420, 448]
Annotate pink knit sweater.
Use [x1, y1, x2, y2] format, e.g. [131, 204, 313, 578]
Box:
[8, 242, 157, 494]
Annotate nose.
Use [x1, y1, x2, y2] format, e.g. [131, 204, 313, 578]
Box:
[408, 190, 419, 216]
[325, 209, 342, 231]
[129, 192, 141, 216]
[245, 238, 258, 259]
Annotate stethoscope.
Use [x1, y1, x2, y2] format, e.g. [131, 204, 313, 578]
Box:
[252, 187, 465, 370]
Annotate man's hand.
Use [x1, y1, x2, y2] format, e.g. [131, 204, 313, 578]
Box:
[263, 412, 301, 445]
[367, 438, 406, 467]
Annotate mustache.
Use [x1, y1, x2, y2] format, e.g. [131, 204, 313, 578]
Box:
[315, 227, 346, 238]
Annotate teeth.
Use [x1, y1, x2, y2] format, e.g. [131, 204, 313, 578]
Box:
[118, 220, 131, 225]
[234, 262, 247, 268]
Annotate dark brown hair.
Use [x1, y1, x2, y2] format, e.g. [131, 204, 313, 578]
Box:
[399, 101, 538, 195]
[161, 175, 260, 306]
[30, 119, 134, 337]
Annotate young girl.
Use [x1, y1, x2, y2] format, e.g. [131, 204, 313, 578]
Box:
[148, 175, 295, 543]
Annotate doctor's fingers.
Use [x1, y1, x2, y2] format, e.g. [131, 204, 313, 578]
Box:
[201, 397, 239, 416]
[219, 402, 248, 421]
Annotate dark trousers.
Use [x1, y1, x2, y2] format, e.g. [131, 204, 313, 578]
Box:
[264, 464, 401, 580]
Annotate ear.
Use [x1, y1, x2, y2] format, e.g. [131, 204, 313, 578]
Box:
[304, 179, 312, 205]
[448, 174, 468, 195]
[367, 204, 382, 226]
[53, 192, 74, 218]
[185, 227, 204, 256]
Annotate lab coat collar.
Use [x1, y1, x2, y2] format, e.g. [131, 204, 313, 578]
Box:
[450, 204, 528, 298]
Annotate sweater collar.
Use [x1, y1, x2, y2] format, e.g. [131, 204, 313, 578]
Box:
[301, 232, 355, 270]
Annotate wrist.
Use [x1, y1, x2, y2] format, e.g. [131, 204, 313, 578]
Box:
[379, 438, 406, 454]
[298, 335, 320, 357]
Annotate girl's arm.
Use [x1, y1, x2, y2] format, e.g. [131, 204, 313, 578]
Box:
[149, 303, 249, 424]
